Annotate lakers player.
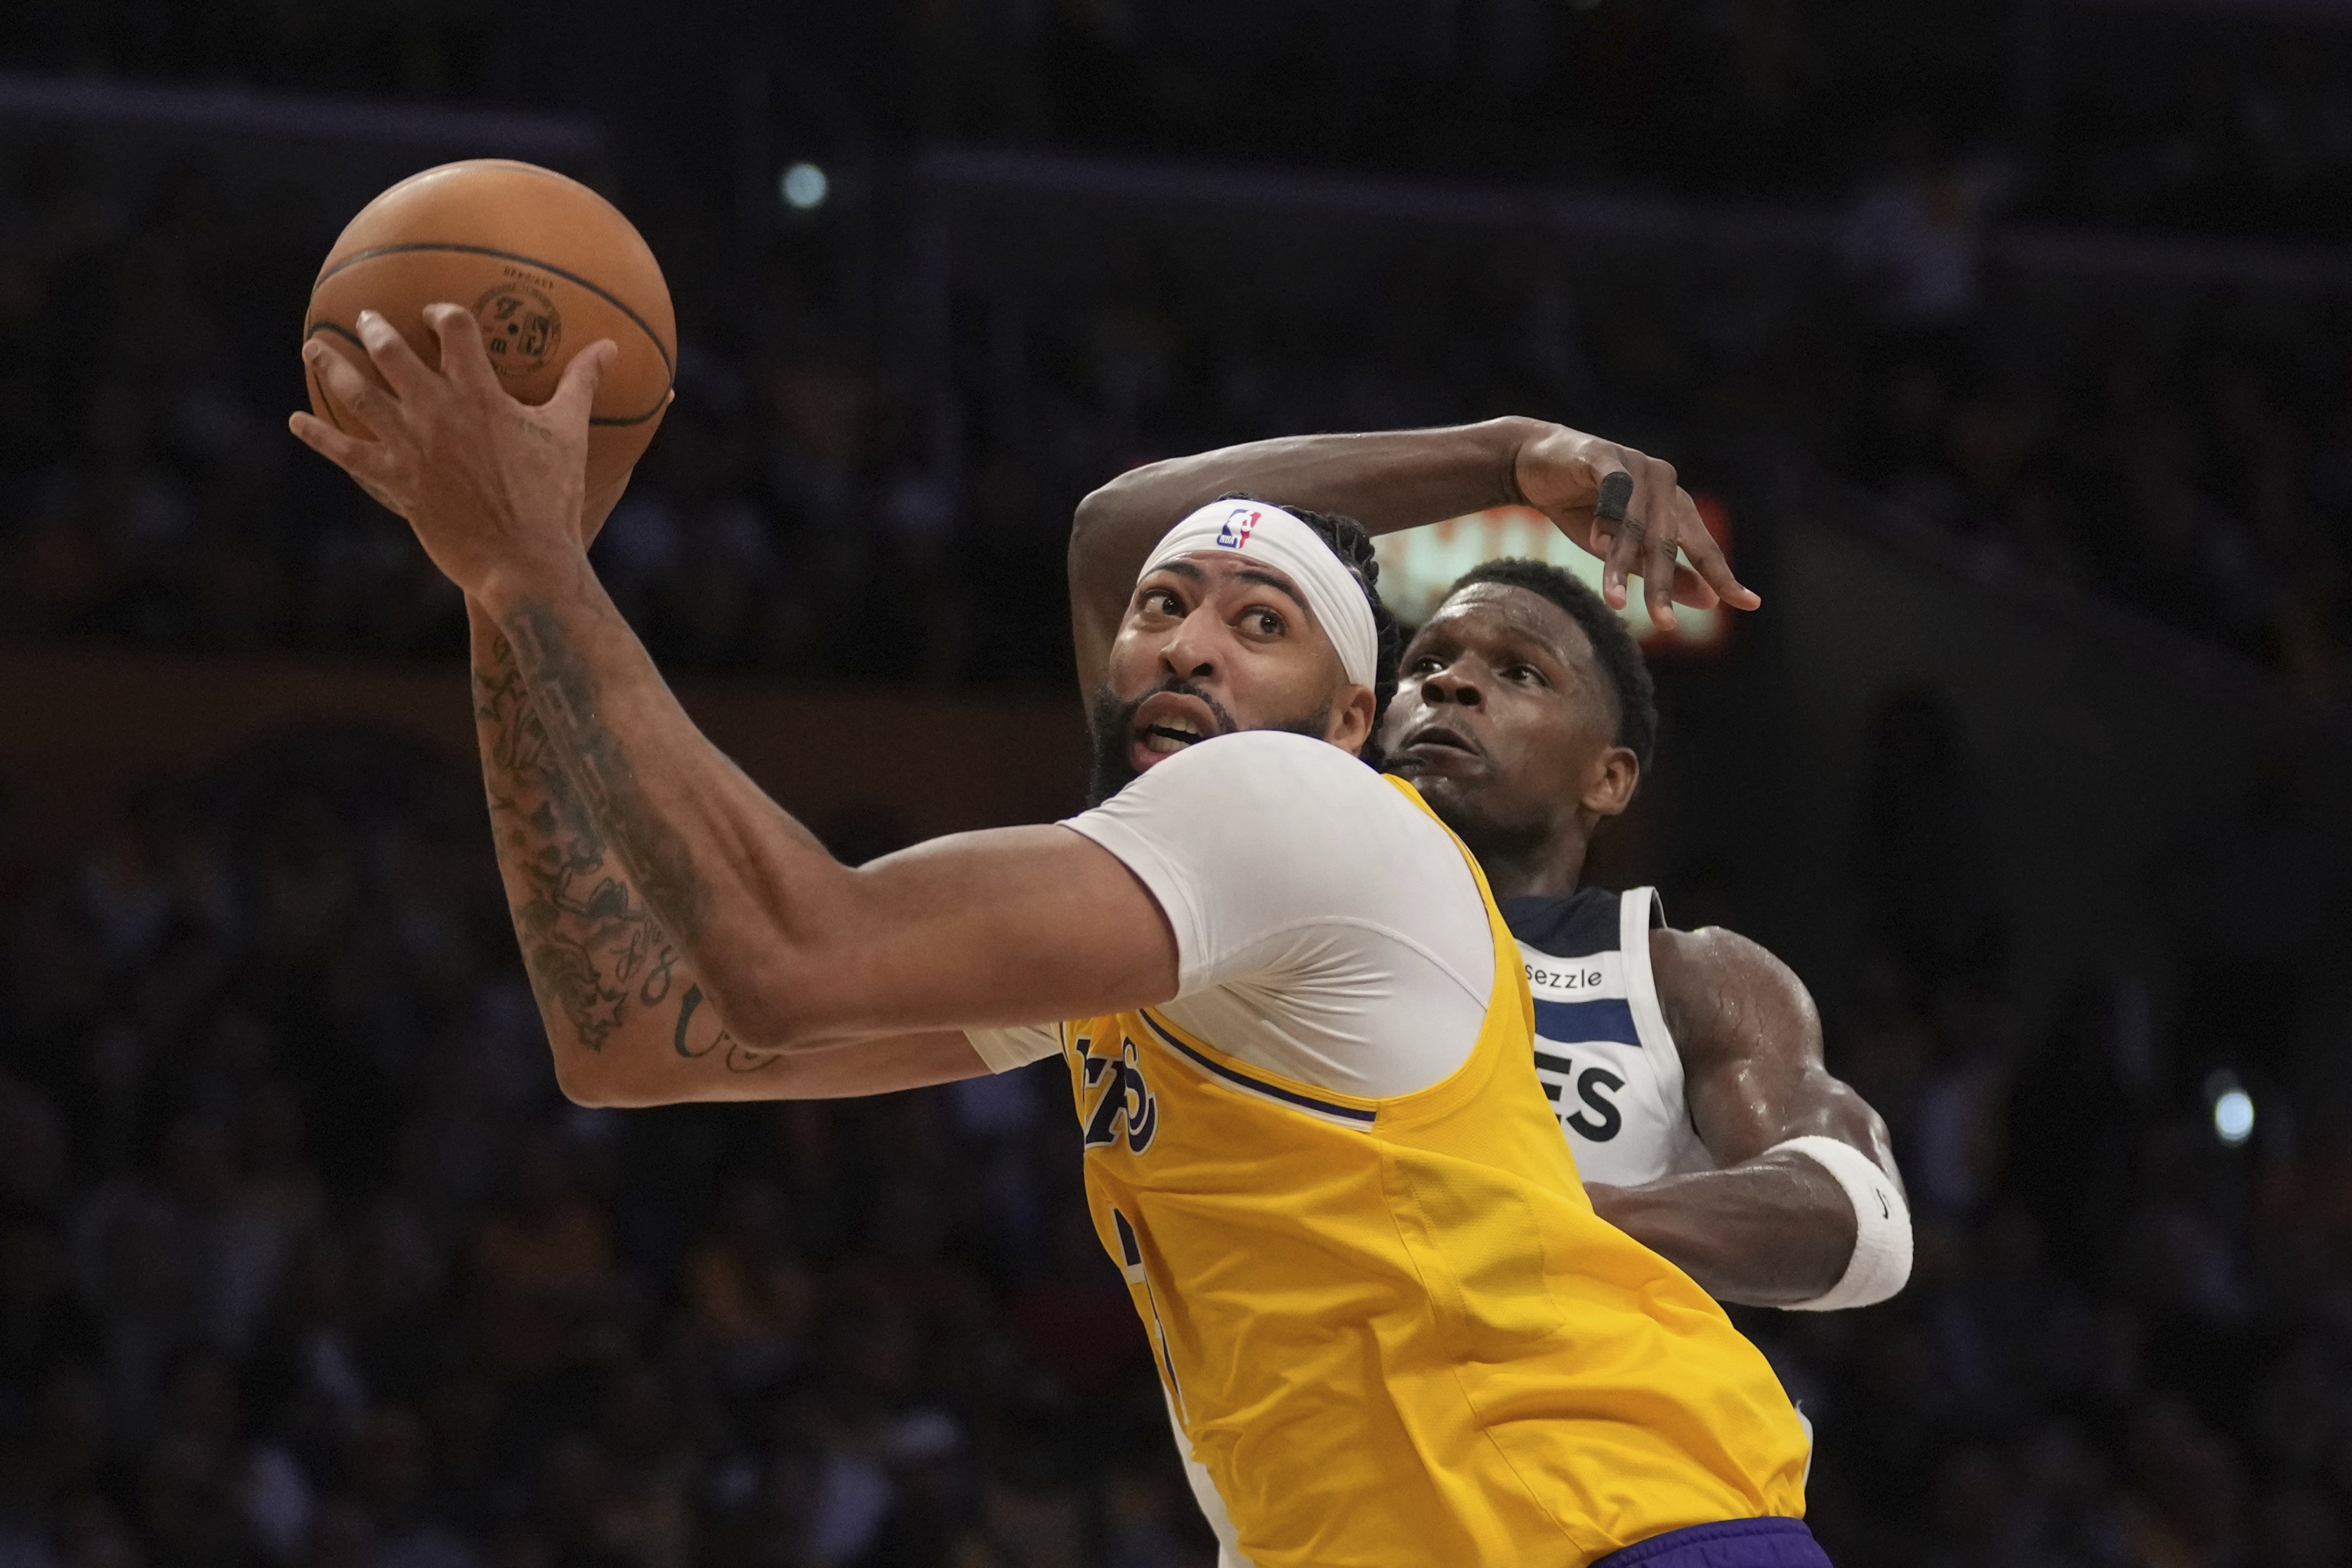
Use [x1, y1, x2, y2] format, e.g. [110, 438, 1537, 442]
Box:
[1065, 419, 1911, 1315]
[293, 310, 1826, 1567]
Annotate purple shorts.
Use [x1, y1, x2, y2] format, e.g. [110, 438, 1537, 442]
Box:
[1592, 1518, 1831, 1568]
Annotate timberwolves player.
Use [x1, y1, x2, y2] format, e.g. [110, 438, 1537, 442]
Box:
[295, 314, 1824, 1567]
[1066, 418, 1910, 1312]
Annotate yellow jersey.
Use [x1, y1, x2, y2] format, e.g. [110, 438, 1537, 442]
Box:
[1059, 775, 1810, 1567]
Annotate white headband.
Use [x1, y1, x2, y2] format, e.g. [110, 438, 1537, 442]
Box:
[1141, 501, 1379, 689]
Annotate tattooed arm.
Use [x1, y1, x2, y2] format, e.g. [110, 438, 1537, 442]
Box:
[296, 307, 1178, 1057]
[468, 602, 989, 1105]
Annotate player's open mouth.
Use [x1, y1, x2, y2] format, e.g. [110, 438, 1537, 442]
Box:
[1399, 722, 1479, 756]
[1129, 691, 1225, 770]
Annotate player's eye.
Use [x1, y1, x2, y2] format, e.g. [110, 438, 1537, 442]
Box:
[1505, 664, 1544, 685]
[1138, 587, 1182, 616]
[1240, 606, 1286, 637]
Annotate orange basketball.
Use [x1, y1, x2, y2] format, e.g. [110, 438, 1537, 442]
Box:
[304, 159, 675, 506]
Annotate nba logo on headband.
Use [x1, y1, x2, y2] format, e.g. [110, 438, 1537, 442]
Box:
[1140, 500, 1380, 689]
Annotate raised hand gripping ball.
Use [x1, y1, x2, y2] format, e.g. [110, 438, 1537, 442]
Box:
[304, 158, 675, 505]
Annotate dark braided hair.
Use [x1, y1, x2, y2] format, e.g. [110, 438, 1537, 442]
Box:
[1443, 557, 1657, 772]
[1216, 494, 1403, 762]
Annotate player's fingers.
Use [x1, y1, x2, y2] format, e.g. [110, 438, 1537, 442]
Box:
[354, 309, 437, 402]
[1638, 491, 1682, 631]
[1597, 478, 1645, 612]
[421, 303, 499, 396]
[1621, 456, 1688, 626]
[303, 337, 403, 438]
[546, 339, 617, 426]
[1668, 487, 1759, 611]
[1653, 483, 1719, 612]
[288, 411, 407, 512]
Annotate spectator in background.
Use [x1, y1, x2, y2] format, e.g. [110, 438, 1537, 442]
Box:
[1840, 140, 2017, 332]
[467, 1128, 625, 1394]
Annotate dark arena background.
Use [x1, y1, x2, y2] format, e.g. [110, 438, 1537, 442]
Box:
[3, 2, 2351, 1564]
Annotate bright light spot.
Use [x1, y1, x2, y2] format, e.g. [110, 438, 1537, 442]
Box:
[2214, 1089, 2255, 1146]
[781, 162, 829, 211]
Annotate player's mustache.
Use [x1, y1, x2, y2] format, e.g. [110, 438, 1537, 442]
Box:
[1084, 677, 1238, 807]
[1115, 677, 1239, 738]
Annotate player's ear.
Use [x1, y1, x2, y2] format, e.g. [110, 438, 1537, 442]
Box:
[1582, 746, 1639, 818]
[1328, 684, 1379, 757]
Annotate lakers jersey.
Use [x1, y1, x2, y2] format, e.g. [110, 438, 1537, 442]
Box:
[1058, 777, 1810, 1568]
[1508, 887, 1714, 1186]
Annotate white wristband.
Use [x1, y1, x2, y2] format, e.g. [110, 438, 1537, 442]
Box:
[1770, 1135, 1912, 1312]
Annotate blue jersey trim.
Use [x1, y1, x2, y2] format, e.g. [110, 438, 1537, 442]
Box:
[1532, 996, 1640, 1046]
[1138, 1012, 1380, 1126]
[1500, 887, 1621, 958]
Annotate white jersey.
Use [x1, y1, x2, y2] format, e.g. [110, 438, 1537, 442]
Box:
[964, 731, 1494, 1096]
[1505, 885, 1715, 1186]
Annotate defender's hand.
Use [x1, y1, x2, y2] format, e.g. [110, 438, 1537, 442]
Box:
[1512, 424, 1761, 630]
[290, 305, 615, 601]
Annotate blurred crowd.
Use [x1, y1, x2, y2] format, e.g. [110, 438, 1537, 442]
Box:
[2, 131, 2348, 701]
[0, 688, 2346, 1568]
[0, 731, 1225, 1568]
[11, 0, 2350, 238]
[0, 2, 2347, 697]
[5, 8, 2352, 1568]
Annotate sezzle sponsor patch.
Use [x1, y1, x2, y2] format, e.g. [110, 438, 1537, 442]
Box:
[1526, 949, 1628, 1003]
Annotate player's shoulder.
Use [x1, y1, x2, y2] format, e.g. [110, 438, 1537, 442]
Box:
[1182, 727, 1385, 782]
[1500, 887, 1622, 958]
[1140, 730, 1414, 818]
[1084, 731, 1454, 886]
[1647, 924, 1818, 1032]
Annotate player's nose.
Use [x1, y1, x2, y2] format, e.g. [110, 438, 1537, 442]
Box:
[1159, 605, 1221, 679]
[1419, 663, 1482, 707]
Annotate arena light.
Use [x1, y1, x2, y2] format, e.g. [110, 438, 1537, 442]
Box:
[780, 162, 829, 211]
[2205, 1069, 2256, 1147]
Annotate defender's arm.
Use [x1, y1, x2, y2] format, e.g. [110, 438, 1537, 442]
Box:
[1584, 927, 1909, 1308]
[469, 598, 989, 1105]
[1067, 419, 1751, 690]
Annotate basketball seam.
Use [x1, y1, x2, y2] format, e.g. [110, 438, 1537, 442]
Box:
[306, 358, 347, 435]
[308, 240, 674, 426]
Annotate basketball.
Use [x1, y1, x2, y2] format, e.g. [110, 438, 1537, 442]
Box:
[303, 158, 675, 506]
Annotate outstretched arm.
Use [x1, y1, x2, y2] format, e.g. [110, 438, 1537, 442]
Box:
[1584, 928, 1908, 1308]
[294, 307, 1179, 1060]
[1067, 418, 1755, 690]
[467, 599, 987, 1105]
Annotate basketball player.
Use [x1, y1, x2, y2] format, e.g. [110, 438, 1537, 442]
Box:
[1061, 419, 1911, 1316]
[292, 310, 1828, 1566]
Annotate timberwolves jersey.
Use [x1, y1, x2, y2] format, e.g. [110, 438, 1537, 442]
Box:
[1504, 887, 1714, 1187]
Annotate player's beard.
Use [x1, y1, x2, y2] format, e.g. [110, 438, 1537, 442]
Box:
[1085, 677, 1332, 807]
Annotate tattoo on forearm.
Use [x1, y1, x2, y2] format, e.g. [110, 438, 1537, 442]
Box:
[502, 599, 713, 947]
[673, 984, 782, 1075]
[476, 633, 676, 1052]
